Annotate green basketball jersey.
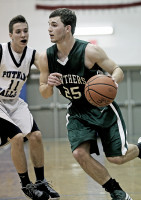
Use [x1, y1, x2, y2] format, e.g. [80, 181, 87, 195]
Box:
[47, 39, 102, 103]
[47, 39, 120, 127]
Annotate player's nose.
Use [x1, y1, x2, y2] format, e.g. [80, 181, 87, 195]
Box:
[21, 31, 26, 37]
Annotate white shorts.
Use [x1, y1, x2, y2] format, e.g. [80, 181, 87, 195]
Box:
[0, 98, 33, 136]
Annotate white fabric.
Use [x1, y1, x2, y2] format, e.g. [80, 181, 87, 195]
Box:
[110, 103, 128, 155]
[0, 43, 34, 100]
[0, 98, 33, 135]
[0, 43, 35, 135]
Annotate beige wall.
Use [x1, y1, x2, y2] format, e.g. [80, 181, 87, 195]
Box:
[0, 0, 141, 65]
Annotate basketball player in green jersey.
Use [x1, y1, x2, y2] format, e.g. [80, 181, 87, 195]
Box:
[39, 8, 141, 200]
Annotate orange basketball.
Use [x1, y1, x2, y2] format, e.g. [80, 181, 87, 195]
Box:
[84, 74, 117, 107]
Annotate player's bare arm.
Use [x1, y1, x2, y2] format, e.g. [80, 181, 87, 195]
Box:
[34, 51, 40, 69]
[85, 43, 124, 83]
[39, 52, 62, 99]
[39, 52, 53, 98]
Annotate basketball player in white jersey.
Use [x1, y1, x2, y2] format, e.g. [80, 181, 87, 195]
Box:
[0, 15, 60, 200]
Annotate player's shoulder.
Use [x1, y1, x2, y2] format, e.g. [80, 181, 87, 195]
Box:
[47, 43, 56, 50]
[39, 51, 47, 60]
[0, 43, 8, 59]
[74, 39, 89, 48]
[86, 43, 101, 52]
[0, 42, 8, 50]
[25, 46, 37, 60]
[86, 43, 104, 58]
[26, 45, 36, 52]
[0, 42, 7, 46]
[85, 43, 98, 55]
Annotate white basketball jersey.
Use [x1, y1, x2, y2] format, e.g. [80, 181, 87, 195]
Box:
[0, 42, 36, 100]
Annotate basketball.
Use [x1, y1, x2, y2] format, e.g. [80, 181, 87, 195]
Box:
[84, 74, 117, 107]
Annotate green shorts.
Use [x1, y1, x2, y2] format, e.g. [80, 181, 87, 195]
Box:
[66, 101, 128, 157]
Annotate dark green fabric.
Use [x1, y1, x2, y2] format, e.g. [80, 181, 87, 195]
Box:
[47, 39, 103, 103]
[47, 39, 128, 156]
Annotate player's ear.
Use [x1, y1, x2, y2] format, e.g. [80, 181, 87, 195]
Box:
[66, 25, 71, 33]
[9, 33, 12, 39]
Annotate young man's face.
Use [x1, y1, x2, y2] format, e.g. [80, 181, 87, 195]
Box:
[48, 16, 68, 43]
[9, 22, 29, 52]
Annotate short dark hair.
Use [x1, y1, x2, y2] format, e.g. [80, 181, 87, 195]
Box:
[49, 8, 77, 35]
[9, 15, 28, 33]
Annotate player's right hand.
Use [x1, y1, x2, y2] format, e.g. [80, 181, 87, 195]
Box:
[48, 72, 62, 86]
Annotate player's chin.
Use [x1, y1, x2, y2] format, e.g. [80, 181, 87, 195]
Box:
[50, 38, 57, 43]
[21, 43, 27, 48]
[51, 40, 56, 44]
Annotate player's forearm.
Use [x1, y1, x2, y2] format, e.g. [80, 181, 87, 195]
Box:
[112, 67, 124, 84]
[39, 84, 54, 99]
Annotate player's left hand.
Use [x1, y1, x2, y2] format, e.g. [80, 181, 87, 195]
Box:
[111, 77, 118, 88]
[107, 75, 118, 88]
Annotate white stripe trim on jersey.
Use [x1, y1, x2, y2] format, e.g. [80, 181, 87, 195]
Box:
[66, 102, 72, 127]
[110, 103, 127, 155]
[66, 113, 70, 127]
[125, 192, 133, 200]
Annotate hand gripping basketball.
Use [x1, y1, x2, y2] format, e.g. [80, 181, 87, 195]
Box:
[84, 74, 118, 107]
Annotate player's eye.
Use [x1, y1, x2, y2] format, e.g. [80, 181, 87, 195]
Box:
[16, 30, 21, 34]
[24, 29, 28, 33]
